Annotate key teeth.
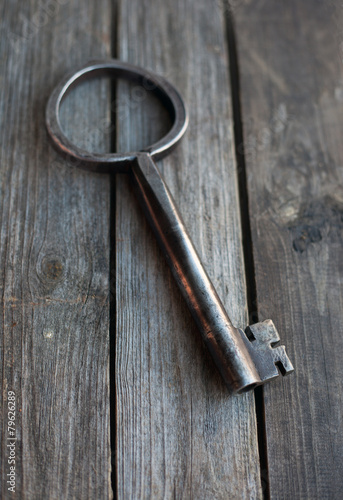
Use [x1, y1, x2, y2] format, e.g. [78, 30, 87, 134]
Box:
[272, 346, 294, 376]
[244, 319, 294, 382]
[246, 319, 280, 345]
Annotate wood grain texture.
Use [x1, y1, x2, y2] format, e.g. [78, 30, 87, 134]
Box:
[115, 0, 262, 498]
[0, 1, 112, 498]
[234, 0, 343, 498]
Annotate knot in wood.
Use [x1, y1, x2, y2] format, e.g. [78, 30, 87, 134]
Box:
[40, 255, 64, 282]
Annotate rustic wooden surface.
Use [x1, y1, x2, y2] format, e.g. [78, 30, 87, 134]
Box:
[234, 0, 343, 498]
[115, 0, 261, 498]
[0, 1, 112, 498]
[1, 0, 343, 498]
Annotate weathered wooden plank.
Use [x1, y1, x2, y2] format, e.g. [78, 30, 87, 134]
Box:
[115, 0, 262, 498]
[0, 1, 112, 498]
[234, 1, 343, 498]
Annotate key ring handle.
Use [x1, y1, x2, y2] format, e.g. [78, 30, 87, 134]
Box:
[46, 59, 188, 172]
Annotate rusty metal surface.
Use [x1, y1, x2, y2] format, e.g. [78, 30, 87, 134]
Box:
[46, 59, 293, 394]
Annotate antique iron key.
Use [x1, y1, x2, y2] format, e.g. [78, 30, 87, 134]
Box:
[46, 60, 294, 394]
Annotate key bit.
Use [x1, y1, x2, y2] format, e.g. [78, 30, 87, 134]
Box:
[244, 320, 294, 382]
[202, 318, 294, 394]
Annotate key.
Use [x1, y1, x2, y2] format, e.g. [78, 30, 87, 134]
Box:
[46, 60, 294, 394]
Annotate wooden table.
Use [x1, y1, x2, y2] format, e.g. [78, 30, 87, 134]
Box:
[1, 0, 342, 498]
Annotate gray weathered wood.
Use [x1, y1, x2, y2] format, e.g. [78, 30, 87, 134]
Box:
[115, 0, 262, 498]
[0, 1, 112, 498]
[234, 0, 343, 497]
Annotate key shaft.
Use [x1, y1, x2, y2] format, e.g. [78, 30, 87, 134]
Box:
[130, 153, 294, 394]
